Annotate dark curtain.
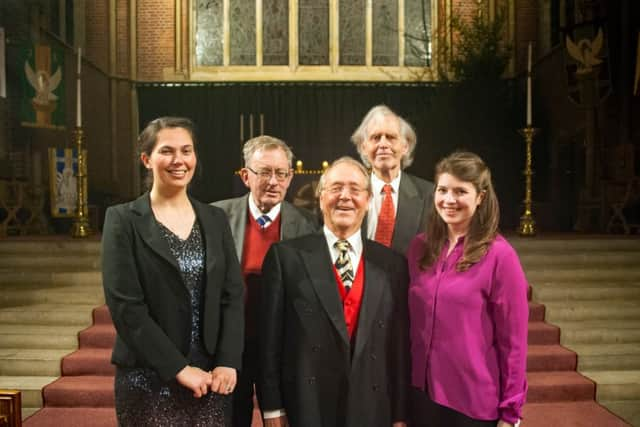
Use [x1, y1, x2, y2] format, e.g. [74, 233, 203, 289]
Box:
[137, 82, 527, 229]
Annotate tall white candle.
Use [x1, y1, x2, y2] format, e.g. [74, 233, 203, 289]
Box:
[526, 42, 532, 126]
[76, 47, 82, 127]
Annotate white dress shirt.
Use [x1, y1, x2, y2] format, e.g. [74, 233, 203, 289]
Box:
[248, 193, 281, 228]
[366, 171, 401, 240]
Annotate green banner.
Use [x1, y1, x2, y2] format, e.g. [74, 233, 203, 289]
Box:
[20, 42, 66, 129]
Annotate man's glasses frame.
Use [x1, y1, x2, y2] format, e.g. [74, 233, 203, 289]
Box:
[245, 166, 291, 182]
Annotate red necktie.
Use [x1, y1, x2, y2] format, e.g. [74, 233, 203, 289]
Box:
[375, 184, 395, 247]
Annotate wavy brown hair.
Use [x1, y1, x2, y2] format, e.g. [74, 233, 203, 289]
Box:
[420, 151, 500, 272]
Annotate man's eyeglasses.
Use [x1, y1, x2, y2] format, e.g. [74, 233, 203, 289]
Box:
[323, 185, 368, 196]
[246, 167, 291, 182]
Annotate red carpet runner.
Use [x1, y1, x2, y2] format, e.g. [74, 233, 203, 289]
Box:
[23, 291, 630, 426]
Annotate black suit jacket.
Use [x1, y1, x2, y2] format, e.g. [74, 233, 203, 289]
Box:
[101, 193, 244, 381]
[365, 172, 434, 255]
[257, 232, 409, 427]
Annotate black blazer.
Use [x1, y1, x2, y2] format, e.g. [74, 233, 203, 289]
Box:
[101, 193, 244, 381]
[257, 232, 409, 427]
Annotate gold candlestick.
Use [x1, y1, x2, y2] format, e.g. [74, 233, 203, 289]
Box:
[70, 127, 91, 237]
[518, 126, 538, 236]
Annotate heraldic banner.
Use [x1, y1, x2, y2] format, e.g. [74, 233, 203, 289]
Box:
[21, 43, 65, 129]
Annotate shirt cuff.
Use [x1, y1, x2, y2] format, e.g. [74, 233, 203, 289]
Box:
[263, 409, 286, 419]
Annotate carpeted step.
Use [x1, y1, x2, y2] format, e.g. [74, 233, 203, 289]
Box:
[0, 324, 81, 349]
[521, 401, 631, 427]
[526, 371, 594, 402]
[79, 324, 115, 349]
[528, 322, 560, 345]
[544, 301, 640, 322]
[529, 302, 545, 321]
[62, 349, 114, 376]
[23, 407, 116, 427]
[43, 376, 114, 407]
[93, 305, 112, 325]
[569, 343, 640, 371]
[0, 304, 96, 326]
[527, 345, 577, 372]
[0, 348, 72, 376]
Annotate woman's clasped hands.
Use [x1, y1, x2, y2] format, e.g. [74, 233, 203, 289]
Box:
[176, 365, 237, 398]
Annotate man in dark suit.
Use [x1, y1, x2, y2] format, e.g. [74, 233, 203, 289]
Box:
[351, 105, 434, 255]
[212, 135, 317, 427]
[258, 157, 409, 427]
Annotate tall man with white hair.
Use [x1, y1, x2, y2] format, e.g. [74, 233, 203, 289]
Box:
[352, 105, 434, 255]
[213, 135, 317, 427]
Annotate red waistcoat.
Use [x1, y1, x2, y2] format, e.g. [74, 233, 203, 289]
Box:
[332, 259, 365, 339]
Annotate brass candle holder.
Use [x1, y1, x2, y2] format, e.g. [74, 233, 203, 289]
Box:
[517, 126, 538, 236]
[70, 127, 92, 238]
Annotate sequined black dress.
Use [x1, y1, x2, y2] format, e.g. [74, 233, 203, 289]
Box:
[114, 220, 228, 426]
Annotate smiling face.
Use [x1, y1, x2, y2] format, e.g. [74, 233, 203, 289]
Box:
[435, 172, 485, 236]
[240, 147, 293, 212]
[140, 127, 196, 192]
[319, 161, 371, 239]
[361, 114, 408, 180]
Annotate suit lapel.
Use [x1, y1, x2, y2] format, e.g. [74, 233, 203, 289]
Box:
[300, 234, 350, 347]
[280, 201, 297, 241]
[192, 199, 217, 273]
[130, 194, 179, 271]
[393, 174, 420, 252]
[352, 242, 386, 362]
[226, 195, 248, 262]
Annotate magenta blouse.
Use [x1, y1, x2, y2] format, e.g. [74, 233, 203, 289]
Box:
[407, 233, 528, 424]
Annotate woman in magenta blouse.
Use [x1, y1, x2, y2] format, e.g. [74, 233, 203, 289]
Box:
[407, 151, 528, 427]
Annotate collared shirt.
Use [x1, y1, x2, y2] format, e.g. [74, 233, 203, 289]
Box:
[323, 226, 363, 273]
[248, 193, 281, 228]
[366, 171, 401, 240]
[407, 233, 528, 425]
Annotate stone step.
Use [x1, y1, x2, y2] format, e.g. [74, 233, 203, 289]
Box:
[580, 370, 640, 401]
[0, 304, 96, 326]
[0, 349, 72, 376]
[22, 407, 40, 421]
[544, 301, 640, 322]
[527, 345, 577, 372]
[0, 375, 57, 408]
[0, 286, 104, 306]
[0, 271, 101, 288]
[569, 343, 640, 371]
[554, 320, 640, 345]
[0, 324, 81, 349]
[0, 239, 101, 255]
[510, 236, 640, 253]
[42, 375, 115, 407]
[532, 284, 640, 302]
[0, 255, 100, 269]
[526, 268, 640, 283]
[521, 252, 640, 267]
[526, 371, 594, 402]
[598, 400, 640, 427]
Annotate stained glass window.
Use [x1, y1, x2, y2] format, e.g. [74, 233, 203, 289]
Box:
[298, 0, 329, 65]
[404, 0, 431, 66]
[339, 0, 366, 65]
[230, 0, 256, 65]
[372, 0, 398, 65]
[263, 0, 289, 65]
[195, 0, 224, 66]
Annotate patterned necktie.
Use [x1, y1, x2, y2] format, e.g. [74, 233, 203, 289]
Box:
[374, 184, 395, 247]
[334, 240, 354, 292]
[256, 214, 271, 228]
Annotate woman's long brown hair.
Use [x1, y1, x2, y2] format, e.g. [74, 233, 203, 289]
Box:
[420, 151, 500, 272]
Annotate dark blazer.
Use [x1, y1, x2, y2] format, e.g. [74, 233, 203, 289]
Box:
[212, 194, 318, 263]
[365, 172, 434, 256]
[101, 193, 244, 381]
[257, 232, 409, 427]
